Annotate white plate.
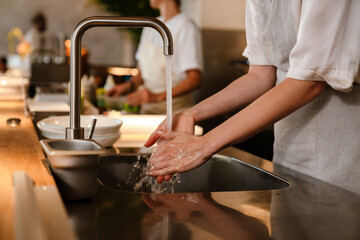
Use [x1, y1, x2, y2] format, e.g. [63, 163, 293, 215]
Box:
[41, 132, 121, 147]
[37, 115, 122, 135]
[0, 76, 28, 88]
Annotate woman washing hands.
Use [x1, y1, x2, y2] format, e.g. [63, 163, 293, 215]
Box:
[145, 0, 360, 194]
[145, 112, 198, 183]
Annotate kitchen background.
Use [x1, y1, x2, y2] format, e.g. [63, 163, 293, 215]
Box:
[0, 0, 246, 67]
[0, 0, 273, 159]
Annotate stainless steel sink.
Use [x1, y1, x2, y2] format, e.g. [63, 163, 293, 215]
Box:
[45, 139, 102, 151]
[97, 154, 289, 193]
[40, 139, 109, 200]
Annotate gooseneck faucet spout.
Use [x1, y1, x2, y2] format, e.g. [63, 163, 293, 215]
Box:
[66, 17, 173, 139]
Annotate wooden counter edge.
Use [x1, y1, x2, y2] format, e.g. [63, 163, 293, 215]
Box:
[0, 100, 55, 240]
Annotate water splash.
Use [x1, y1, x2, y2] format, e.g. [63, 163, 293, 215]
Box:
[118, 152, 182, 194]
[121, 56, 179, 193]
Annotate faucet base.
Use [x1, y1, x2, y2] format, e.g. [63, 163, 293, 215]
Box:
[66, 127, 84, 139]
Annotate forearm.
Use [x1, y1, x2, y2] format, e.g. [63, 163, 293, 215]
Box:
[185, 65, 276, 124]
[203, 78, 326, 154]
[129, 70, 143, 90]
[156, 69, 201, 101]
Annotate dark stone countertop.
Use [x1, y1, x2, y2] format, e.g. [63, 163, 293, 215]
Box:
[64, 147, 360, 240]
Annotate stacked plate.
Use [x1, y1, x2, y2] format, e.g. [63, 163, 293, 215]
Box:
[0, 76, 28, 100]
[37, 115, 122, 147]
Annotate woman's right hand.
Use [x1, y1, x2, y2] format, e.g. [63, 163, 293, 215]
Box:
[144, 111, 197, 183]
[144, 111, 196, 148]
[106, 82, 131, 97]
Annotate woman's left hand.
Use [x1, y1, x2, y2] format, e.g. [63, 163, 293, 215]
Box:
[147, 131, 212, 176]
[126, 88, 160, 105]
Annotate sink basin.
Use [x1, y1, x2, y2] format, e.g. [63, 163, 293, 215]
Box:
[65, 154, 289, 239]
[97, 154, 289, 193]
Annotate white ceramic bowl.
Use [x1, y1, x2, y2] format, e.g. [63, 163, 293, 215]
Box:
[41, 131, 121, 147]
[37, 115, 122, 135]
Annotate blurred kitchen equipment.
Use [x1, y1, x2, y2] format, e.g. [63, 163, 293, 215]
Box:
[30, 63, 70, 87]
[54, 31, 66, 64]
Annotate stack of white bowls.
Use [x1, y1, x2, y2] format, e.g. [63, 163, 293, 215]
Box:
[37, 115, 122, 147]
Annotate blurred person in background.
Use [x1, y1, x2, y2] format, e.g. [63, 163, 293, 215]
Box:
[25, 13, 47, 54]
[107, 0, 203, 114]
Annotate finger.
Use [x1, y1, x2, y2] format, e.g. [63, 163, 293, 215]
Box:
[156, 176, 164, 184]
[144, 119, 167, 147]
[164, 175, 172, 181]
[106, 88, 115, 96]
[148, 155, 170, 169]
[148, 166, 177, 176]
[126, 94, 137, 106]
[147, 142, 169, 161]
[149, 157, 172, 170]
[147, 148, 172, 167]
[112, 92, 121, 97]
[126, 92, 136, 100]
[144, 130, 164, 147]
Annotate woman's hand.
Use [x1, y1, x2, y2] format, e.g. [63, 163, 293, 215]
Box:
[106, 82, 131, 97]
[147, 131, 213, 176]
[126, 88, 160, 106]
[144, 111, 196, 148]
[145, 111, 197, 182]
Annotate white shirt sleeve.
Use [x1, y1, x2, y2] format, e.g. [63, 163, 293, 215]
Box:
[244, 0, 272, 66]
[173, 20, 203, 74]
[287, 0, 360, 92]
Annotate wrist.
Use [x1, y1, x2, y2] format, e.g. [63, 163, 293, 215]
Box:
[182, 108, 200, 124]
[200, 134, 219, 158]
[202, 132, 222, 156]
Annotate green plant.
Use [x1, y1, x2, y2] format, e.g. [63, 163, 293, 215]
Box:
[94, 0, 160, 43]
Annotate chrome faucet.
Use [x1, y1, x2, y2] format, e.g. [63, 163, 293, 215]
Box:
[66, 17, 173, 139]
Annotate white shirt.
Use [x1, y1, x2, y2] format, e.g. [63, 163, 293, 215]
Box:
[245, 0, 360, 91]
[245, 0, 360, 194]
[136, 13, 203, 94]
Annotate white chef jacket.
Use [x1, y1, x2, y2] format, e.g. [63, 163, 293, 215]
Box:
[245, 0, 360, 194]
[25, 28, 46, 52]
[135, 13, 203, 94]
